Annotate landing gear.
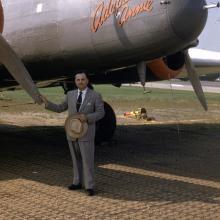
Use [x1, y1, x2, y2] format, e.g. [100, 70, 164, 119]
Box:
[61, 81, 76, 94]
[95, 102, 116, 145]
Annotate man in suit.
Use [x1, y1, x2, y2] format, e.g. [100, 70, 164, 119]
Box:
[40, 72, 105, 196]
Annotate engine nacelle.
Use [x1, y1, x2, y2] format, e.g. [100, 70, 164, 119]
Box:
[88, 52, 185, 84]
[147, 52, 185, 80]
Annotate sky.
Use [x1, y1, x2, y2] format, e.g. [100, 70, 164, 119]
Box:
[198, 0, 220, 51]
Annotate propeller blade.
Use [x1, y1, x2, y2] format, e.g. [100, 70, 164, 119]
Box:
[0, 34, 42, 104]
[184, 50, 208, 111]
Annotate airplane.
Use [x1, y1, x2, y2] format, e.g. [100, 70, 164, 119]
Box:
[0, 0, 220, 143]
[178, 48, 220, 80]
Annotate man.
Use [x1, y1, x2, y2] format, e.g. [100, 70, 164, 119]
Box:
[40, 73, 105, 196]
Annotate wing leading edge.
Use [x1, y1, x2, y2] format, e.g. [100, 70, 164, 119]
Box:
[179, 48, 220, 77]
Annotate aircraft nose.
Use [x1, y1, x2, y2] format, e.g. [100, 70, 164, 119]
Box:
[168, 0, 208, 42]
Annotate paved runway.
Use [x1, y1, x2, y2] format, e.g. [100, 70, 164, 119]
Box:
[0, 121, 220, 219]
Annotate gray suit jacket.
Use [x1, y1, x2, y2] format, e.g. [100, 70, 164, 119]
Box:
[45, 88, 105, 142]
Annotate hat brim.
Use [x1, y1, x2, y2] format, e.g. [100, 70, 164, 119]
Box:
[65, 114, 88, 140]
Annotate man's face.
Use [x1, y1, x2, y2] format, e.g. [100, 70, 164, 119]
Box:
[75, 73, 89, 90]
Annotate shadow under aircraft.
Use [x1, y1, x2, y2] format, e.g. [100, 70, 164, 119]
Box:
[0, 122, 220, 203]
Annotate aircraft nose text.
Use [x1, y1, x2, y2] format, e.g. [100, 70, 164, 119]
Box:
[168, 0, 208, 42]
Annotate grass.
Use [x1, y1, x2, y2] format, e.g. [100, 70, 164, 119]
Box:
[0, 85, 219, 121]
[1, 84, 219, 103]
[94, 85, 220, 102]
[94, 85, 220, 111]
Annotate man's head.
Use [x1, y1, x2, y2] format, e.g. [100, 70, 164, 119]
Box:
[75, 72, 89, 91]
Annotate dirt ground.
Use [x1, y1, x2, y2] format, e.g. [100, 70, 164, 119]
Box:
[0, 99, 220, 219]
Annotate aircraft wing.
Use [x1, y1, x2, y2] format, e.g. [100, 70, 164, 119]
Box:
[179, 48, 220, 78]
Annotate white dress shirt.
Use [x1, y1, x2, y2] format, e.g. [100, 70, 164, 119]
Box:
[77, 87, 88, 105]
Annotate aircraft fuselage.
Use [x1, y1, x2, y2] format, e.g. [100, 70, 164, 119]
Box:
[1, 0, 208, 79]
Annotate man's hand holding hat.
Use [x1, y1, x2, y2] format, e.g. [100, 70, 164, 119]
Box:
[75, 114, 87, 122]
[72, 113, 87, 122]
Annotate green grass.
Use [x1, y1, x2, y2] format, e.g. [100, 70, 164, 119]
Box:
[0, 87, 64, 103]
[0, 85, 219, 124]
[94, 85, 220, 110]
[94, 85, 220, 101]
[0, 85, 219, 113]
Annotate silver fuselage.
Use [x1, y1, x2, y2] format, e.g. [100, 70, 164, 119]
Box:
[1, 0, 207, 79]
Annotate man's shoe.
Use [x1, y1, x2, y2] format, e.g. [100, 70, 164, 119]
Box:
[68, 184, 82, 190]
[85, 189, 95, 196]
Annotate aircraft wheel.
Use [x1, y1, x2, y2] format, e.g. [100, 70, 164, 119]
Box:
[95, 102, 116, 145]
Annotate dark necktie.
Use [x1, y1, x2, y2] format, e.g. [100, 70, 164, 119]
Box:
[76, 91, 82, 112]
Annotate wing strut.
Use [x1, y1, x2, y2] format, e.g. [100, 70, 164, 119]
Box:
[137, 61, 147, 91]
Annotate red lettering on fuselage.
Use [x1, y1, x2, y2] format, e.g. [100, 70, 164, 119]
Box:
[92, 0, 153, 32]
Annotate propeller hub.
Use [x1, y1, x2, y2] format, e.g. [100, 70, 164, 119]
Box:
[168, 0, 208, 42]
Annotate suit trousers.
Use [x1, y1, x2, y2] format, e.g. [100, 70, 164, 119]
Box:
[68, 140, 95, 189]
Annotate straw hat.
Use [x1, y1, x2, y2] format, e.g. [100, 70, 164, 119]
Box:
[65, 114, 88, 140]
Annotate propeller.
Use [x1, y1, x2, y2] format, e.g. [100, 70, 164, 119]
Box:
[184, 50, 208, 111]
[0, 34, 42, 104]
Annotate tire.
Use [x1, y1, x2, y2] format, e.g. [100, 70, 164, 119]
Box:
[95, 102, 116, 145]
